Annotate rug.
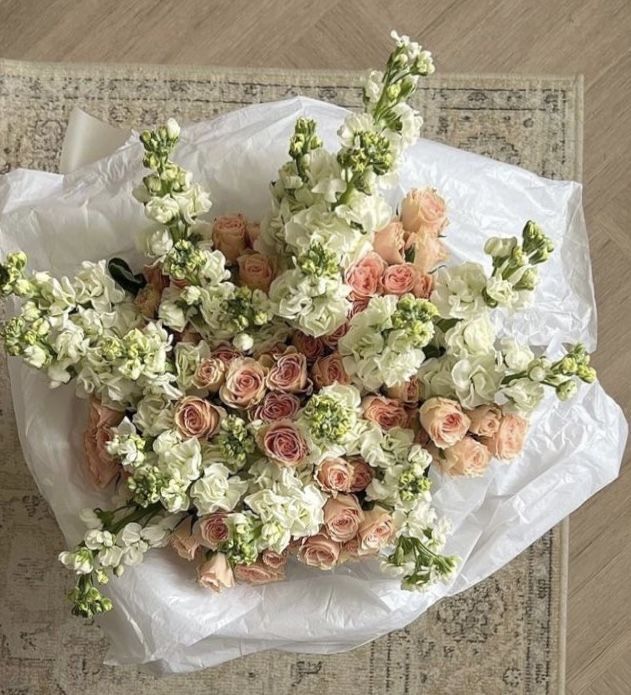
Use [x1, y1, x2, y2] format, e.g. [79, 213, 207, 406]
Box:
[0, 60, 580, 695]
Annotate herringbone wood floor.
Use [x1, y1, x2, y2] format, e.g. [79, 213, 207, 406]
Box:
[0, 1, 629, 692]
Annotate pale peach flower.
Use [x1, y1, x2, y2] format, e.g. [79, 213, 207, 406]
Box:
[259, 419, 309, 466]
[401, 187, 448, 237]
[170, 517, 201, 561]
[234, 559, 285, 585]
[297, 532, 341, 570]
[246, 222, 260, 246]
[194, 512, 230, 550]
[482, 413, 529, 460]
[212, 213, 249, 263]
[438, 436, 491, 477]
[413, 272, 434, 299]
[362, 395, 409, 430]
[291, 331, 325, 363]
[358, 506, 394, 553]
[219, 357, 268, 409]
[237, 251, 275, 292]
[408, 234, 448, 275]
[212, 342, 241, 365]
[373, 220, 406, 264]
[419, 397, 471, 449]
[253, 391, 301, 423]
[197, 553, 235, 592]
[323, 494, 365, 542]
[311, 352, 350, 389]
[386, 377, 423, 405]
[193, 357, 226, 391]
[315, 457, 353, 495]
[261, 548, 288, 570]
[83, 399, 124, 488]
[174, 396, 223, 438]
[349, 458, 375, 492]
[322, 322, 350, 349]
[466, 404, 503, 438]
[381, 263, 419, 296]
[345, 252, 386, 299]
[265, 347, 309, 393]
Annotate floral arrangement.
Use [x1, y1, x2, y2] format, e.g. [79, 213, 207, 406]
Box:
[0, 32, 596, 619]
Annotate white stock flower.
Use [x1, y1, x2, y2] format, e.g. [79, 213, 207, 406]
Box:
[337, 112, 376, 147]
[451, 354, 504, 409]
[133, 394, 175, 437]
[158, 287, 188, 332]
[145, 195, 180, 224]
[191, 463, 248, 514]
[431, 262, 488, 319]
[502, 378, 545, 413]
[172, 184, 212, 224]
[146, 228, 174, 257]
[444, 314, 496, 357]
[154, 430, 202, 481]
[500, 338, 535, 372]
[335, 190, 392, 233]
[485, 276, 518, 308]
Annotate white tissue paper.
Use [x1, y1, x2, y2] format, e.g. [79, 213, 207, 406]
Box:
[0, 97, 626, 674]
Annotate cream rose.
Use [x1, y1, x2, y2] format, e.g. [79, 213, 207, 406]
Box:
[381, 263, 419, 296]
[373, 220, 406, 264]
[219, 357, 268, 409]
[297, 532, 341, 570]
[345, 252, 386, 299]
[311, 353, 350, 389]
[401, 187, 448, 237]
[419, 397, 471, 449]
[170, 517, 200, 561]
[265, 348, 309, 393]
[358, 506, 394, 553]
[212, 213, 249, 263]
[316, 457, 353, 494]
[362, 395, 409, 430]
[482, 412, 529, 460]
[197, 553, 235, 592]
[259, 419, 309, 466]
[349, 458, 375, 492]
[194, 512, 230, 550]
[237, 251, 275, 293]
[83, 399, 124, 488]
[234, 559, 285, 585]
[193, 356, 226, 391]
[466, 403, 502, 438]
[174, 396, 223, 439]
[253, 391, 301, 423]
[323, 494, 365, 542]
[438, 436, 491, 477]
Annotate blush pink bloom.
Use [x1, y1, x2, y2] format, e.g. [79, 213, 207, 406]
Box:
[413, 272, 434, 299]
[193, 357, 226, 392]
[466, 403, 503, 438]
[362, 395, 409, 430]
[358, 506, 394, 553]
[297, 532, 341, 570]
[259, 420, 309, 466]
[323, 494, 365, 542]
[197, 553, 235, 592]
[265, 348, 309, 393]
[381, 263, 419, 296]
[373, 220, 406, 264]
[237, 251, 275, 293]
[83, 399, 124, 488]
[419, 397, 471, 449]
[339, 536, 363, 563]
[212, 213, 249, 264]
[482, 413, 529, 460]
[438, 436, 491, 477]
[170, 517, 201, 561]
[194, 512, 230, 550]
[174, 396, 223, 439]
[348, 458, 375, 492]
[234, 559, 285, 585]
[408, 234, 449, 275]
[219, 357, 268, 409]
[315, 457, 353, 495]
[345, 252, 387, 299]
[322, 322, 350, 349]
[212, 342, 241, 366]
[386, 377, 423, 405]
[253, 391, 301, 423]
[261, 548, 288, 570]
[400, 187, 448, 237]
[246, 221, 260, 246]
[291, 331, 325, 363]
[311, 352, 350, 389]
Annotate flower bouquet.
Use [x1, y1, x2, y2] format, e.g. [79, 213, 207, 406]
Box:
[0, 33, 626, 672]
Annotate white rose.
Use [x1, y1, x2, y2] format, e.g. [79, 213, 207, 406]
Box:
[145, 195, 180, 224]
[190, 463, 248, 514]
[451, 354, 504, 409]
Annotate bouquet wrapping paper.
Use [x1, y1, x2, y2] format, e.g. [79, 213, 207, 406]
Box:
[0, 97, 626, 673]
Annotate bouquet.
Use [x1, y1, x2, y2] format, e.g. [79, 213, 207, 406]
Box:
[0, 32, 617, 638]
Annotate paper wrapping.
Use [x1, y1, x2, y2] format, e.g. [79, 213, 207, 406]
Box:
[0, 98, 626, 674]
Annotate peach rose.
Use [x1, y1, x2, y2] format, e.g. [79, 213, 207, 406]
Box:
[323, 494, 365, 542]
[438, 436, 491, 477]
[219, 357, 268, 408]
[83, 399, 124, 488]
[194, 512, 230, 550]
[362, 395, 409, 430]
[401, 187, 448, 237]
[297, 532, 341, 570]
[381, 263, 419, 296]
[315, 457, 353, 494]
[413, 272, 434, 299]
[349, 458, 375, 492]
[212, 342, 240, 365]
[259, 420, 309, 466]
[174, 396, 223, 438]
[373, 220, 406, 264]
[261, 548, 288, 570]
[482, 413, 529, 460]
[253, 391, 301, 423]
[339, 536, 363, 563]
[291, 331, 325, 363]
[311, 353, 350, 389]
[419, 397, 471, 449]
[266, 348, 309, 393]
[358, 506, 394, 553]
[408, 234, 448, 275]
[246, 221, 260, 246]
[386, 377, 423, 405]
[234, 559, 285, 585]
[237, 251, 275, 293]
[466, 404, 502, 438]
[322, 322, 350, 349]
[193, 357, 226, 391]
[212, 213, 249, 263]
[345, 252, 386, 299]
[170, 517, 200, 561]
[197, 552, 235, 592]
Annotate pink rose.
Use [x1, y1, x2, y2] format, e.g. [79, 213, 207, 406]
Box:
[246, 222, 260, 246]
[212, 342, 241, 365]
[381, 263, 419, 296]
[386, 377, 423, 405]
[194, 512, 230, 550]
[323, 494, 365, 542]
[315, 457, 353, 494]
[170, 517, 200, 561]
[253, 391, 301, 423]
[265, 348, 309, 393]
[482, 413, 529, 460]
[345, 252, 386, 299]
[413, 272, 434, 299]
[212, 213, 249, 264]
[348, 458, 374, 492]
[193, 357, 226, 391]
[466, 404, 502, 438]
[419, 397, 470, 449]
[339, 536, 363, 563]
[234, 559, 285, 585]
[437, 436, 491, 477]
[311, 352, 350, 389]
[261, 548, 288, 570]
[358, 506, 394, 553]
[174, 396, 223, 439]
[291, 331, 325, 363]
[401, 187, 448, 237]
[197, 552, 235, 592]
[237, 251, 275, 293]
[259, 420, 309, 466]
[219, 357, 268, 409]
[362, 395, 409, 430]
[83, 399, 124, 488]
[408, 234, 448, 275]
[297, 532, 341, 570]
[373, 220, 406, 264]
[322, 322, 350, 349]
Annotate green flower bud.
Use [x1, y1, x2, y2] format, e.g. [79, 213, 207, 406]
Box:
[556, 379, 578, 401]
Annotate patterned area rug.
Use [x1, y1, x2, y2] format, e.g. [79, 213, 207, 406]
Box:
[0, 61, 580, 695]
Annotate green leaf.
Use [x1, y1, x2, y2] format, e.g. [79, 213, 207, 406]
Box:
[107, 258, 146, 296]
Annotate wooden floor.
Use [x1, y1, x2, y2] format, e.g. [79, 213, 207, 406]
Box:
[0, 1, 630, 692]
